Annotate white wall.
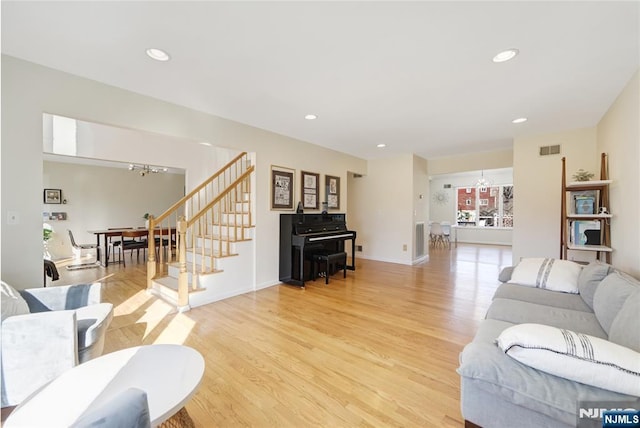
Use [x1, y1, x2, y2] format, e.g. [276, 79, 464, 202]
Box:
[43, 114, 233, 192]
[597, 70, 640, 277]
[1, 55, 367, 288]
[43, 161, 185, 259]
[348, 155, 415, 265]
[427, 149, 513, 176]
[512, 128, 598, 264]
[412, 155, 429, 261]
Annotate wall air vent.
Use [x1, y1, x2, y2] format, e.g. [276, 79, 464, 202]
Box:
[539, 145, 561, 156]
[443, 184, 452, 189]
[415, 223, 425, 257]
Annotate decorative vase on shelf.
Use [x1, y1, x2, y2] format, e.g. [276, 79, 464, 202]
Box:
[143, 213, 151, 229]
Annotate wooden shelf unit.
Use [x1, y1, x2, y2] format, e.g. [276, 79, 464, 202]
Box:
[560, 153, 612, 263]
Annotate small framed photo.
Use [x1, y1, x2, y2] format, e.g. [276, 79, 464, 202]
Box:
[575, 196, 595, 214]
[44, 189, 62, 204]
[325, 175, 340, 209]
[301, 171, 319, 210]
[50, 212, 67, 220]
[271, 166, 294, 210]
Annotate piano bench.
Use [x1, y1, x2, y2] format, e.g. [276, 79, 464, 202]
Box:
[312, 251, 347, 285]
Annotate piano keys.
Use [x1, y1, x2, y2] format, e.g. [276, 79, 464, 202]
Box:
[279, 213, 356, 287]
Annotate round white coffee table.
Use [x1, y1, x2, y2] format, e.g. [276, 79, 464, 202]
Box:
[5, 344, 204, 427]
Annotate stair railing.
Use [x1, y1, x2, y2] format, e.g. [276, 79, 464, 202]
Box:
[146, 152, 253, 292]
[185, 166, 254, 290]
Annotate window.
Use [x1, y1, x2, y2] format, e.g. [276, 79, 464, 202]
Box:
[456, 185, 513, 228]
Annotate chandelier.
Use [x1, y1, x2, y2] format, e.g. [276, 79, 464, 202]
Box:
[476, 170, 491, 191]
[128, 164, 168, 177]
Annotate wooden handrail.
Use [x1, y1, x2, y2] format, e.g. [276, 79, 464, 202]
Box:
[186, 166, 254, 228]
[154, 151, 248, 224]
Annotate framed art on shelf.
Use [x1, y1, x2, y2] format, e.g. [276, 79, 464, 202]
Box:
[571, 220, 601, 246]
[570, 190, 598, 214]
[574, 195, 596, 214]
[271, 166, 295, 210]
[44, 189, 62, 204]
[325, 175, 340, 209]
[301, 170, 319, 210]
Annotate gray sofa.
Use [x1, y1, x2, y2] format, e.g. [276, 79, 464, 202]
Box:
[1, 281, 113, 407]
[458, 261, 640, 427]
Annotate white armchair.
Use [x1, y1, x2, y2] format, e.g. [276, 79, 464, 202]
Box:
[1, 281, 113, 407]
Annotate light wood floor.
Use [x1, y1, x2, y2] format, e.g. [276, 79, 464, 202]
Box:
[55, 244, 512, 427]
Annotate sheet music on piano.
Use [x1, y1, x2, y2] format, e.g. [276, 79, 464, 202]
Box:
[279, 213, 356, 287]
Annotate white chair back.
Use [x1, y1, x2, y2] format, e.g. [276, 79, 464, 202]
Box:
[430, 222, 443, 235]
[440, 222, 451, 236]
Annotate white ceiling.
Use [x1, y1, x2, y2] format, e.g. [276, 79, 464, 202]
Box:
[2, 1, 639, 160]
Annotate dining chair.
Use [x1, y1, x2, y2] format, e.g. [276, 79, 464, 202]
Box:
[153, 228, 176, 259]
[429, 222, 445, 248]
[440, 221, 452, 249]
[105, 229, 126, 266]
[67, 230, 100, 269]
[121, 229, 149, 266]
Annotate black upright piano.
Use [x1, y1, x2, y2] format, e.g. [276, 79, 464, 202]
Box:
[279, 213, 356, 287]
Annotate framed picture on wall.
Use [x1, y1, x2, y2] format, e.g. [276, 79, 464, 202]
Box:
[301, 170, 319, 210]
[271, 166, 295, 210]
[325, 175, 340, 209]
[44, 189, 62, 204]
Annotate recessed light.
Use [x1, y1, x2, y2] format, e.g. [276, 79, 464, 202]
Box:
[512, 117, 528, 124]
[304, 114, 317, 120]
[146, 48, 170, 62]
[493, 49, 519, 63]
[377, 144, 386, 148]
[199, 142, 212, 147]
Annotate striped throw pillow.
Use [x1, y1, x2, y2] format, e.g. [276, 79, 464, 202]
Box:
[510, 258, 582, 293]
[496, 323, 640, 397]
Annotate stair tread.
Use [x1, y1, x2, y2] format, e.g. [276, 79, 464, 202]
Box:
[153, 275, 207, 293]
[197, 234, 252, 243]
[168, 262, 223, 275]
[186, 247, 239, 257]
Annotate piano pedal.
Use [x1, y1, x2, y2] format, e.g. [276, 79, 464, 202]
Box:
[319, 272, 326, 278]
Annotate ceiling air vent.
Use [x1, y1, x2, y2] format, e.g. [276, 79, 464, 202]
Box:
[539, 145, 561, 156]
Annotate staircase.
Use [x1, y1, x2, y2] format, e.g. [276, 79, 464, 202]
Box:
[146, 152, 255, 311]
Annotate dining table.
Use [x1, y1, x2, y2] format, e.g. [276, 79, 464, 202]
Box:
[87, 227, 176, 267]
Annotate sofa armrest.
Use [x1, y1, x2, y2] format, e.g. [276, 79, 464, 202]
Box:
[75, 303, 114, 363]
[20, 282, 103, 312]
[1, 310, 78, 406]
